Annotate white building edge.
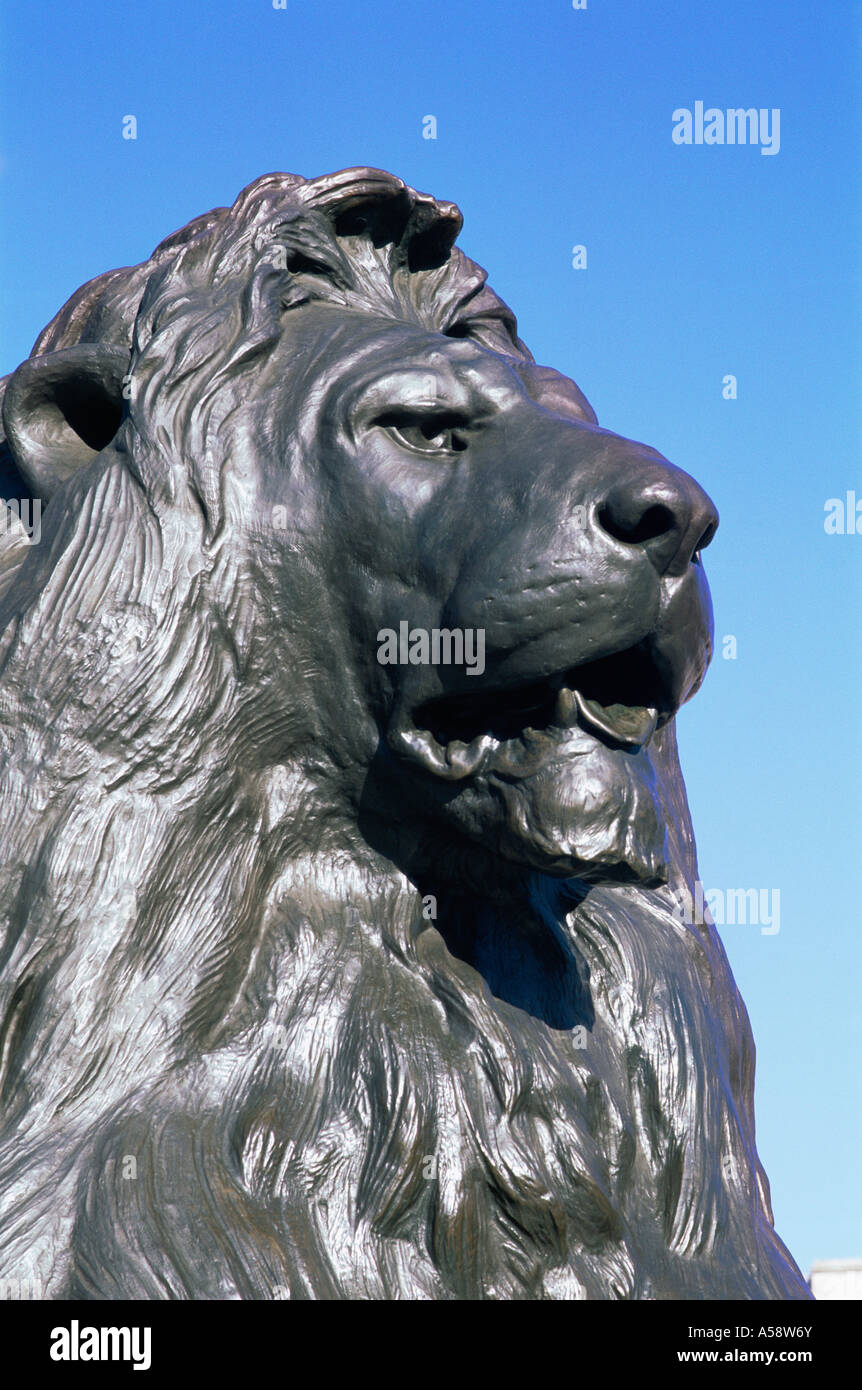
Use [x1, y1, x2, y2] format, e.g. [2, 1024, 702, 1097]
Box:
[809, 1259, 862, 1300]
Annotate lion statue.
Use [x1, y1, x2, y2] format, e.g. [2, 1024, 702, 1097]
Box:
[0, 167, 808, 1300]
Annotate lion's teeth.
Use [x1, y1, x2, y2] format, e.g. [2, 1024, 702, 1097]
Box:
[553, 686, 577, 728]
[573, 689, 658, 748]
[393, 726, 450, 775]
[445, 735, 497, 778]
[389, 719, 500, 781]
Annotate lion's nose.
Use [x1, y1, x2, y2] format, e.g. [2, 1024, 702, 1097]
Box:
[597, 470, 718, 578]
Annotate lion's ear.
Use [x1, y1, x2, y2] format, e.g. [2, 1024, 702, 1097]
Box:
[1, 344, 128, 502]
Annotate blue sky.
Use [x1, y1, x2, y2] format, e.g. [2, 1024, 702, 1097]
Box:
[1, 0, 860, 1279]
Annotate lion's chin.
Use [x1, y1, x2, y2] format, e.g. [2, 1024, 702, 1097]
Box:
[390, 720, 670, 886]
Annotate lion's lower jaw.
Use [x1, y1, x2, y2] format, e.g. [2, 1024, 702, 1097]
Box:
[436, 745, 671, 886]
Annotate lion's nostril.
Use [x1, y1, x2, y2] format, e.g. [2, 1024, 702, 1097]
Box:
[598, 500, 675, 546]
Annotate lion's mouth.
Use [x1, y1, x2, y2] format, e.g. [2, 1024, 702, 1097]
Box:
[390, 644, 673, 782]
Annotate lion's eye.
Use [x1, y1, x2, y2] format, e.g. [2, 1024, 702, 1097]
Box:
[376, 412, 468, 455]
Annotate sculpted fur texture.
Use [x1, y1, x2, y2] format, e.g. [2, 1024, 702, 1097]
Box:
[0, 168, 808, 1299]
